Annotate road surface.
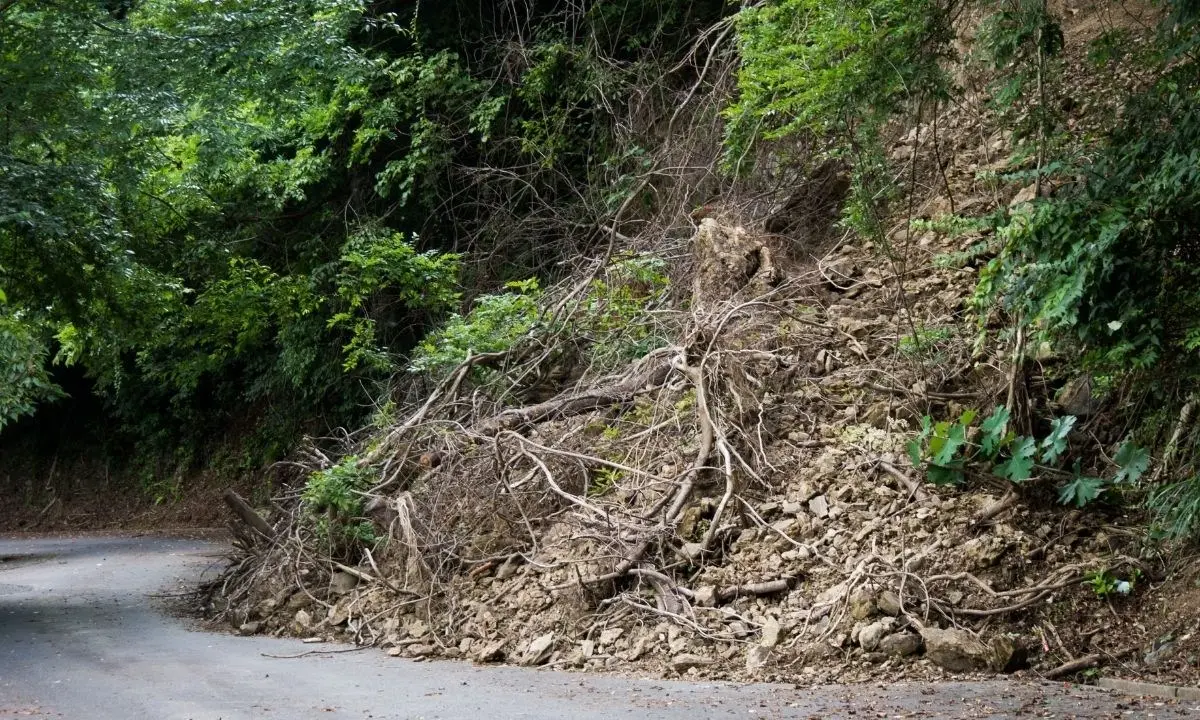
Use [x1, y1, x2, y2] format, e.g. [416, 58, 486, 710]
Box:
[0, 534, 1192, 719]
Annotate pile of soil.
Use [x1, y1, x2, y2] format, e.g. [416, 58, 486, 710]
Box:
[192, 0, 1197, 690]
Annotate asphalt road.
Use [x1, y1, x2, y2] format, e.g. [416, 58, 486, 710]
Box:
[0, 534, 1193, 720]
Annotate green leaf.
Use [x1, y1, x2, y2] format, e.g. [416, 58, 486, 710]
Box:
[932, 422, 967, 466]
[959, 408, 978, 426]
[1113, 441, 1150, 484]
[906, 438, 923, 467]
[979, 406, 1011, 459]
[995, 435, 1037, 482]
[1058, 476, 1107, 507]
[928, 464, 965, 486]
[1040, 415, 1077, 464]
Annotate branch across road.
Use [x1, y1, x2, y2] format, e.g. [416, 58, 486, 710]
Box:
[0, 534, 1190, 719]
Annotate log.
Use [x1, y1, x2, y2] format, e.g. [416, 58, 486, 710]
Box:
[222, 489, 274, 539]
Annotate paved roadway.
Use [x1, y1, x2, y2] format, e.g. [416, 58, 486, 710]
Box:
[0, 534, 1192, 719]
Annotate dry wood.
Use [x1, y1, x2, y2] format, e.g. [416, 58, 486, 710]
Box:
[222, 489, 274, 539]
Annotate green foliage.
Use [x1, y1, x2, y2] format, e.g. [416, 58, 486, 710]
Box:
[410, 279, 544, 376]
[1084, 568, 1137, 598]
[0, 313, 62, 431]
[302, 457, 377, 550]
[577, 253, 671, 371]
[588, 467, 623, 497]
[909, 407, 1147, 507]
[725, 0, 953, 171]
[1147, 475, 1200, 542]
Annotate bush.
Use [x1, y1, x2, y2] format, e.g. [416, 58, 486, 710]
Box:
[301, 457, 378, 553]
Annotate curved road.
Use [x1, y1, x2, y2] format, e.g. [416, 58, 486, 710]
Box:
[0, 535, 1191, 719]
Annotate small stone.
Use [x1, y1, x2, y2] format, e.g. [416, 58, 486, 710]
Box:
[386, 646, 403, 657]
[670, 653, 713, 672]
[599, 627, 624, 646]
[329, 570, 358, 595]
[238, 621, 261, 636]
[879, 632, 922, 657]
[781, 501, 804, 515]
[849, 588, 878, 621]
[694, 586, 717, 607]
[808, 495, 830, 518]
[405, 643, 436, 658]
[746, 645, 772, 672]
[1145, 640, 1179, 666]
[580, 639, 595, 658]
[407, 619, 429, 638]
[521, 633, 555, 666]
[760, 618, 783, 648]
[495, 558, 519, 581]
[877, 591, 902, 617]
[293, 609, 313, 629]
[858, 620, 893, 651]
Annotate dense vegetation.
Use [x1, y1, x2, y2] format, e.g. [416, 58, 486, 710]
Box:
[6, 0, 1200, 539]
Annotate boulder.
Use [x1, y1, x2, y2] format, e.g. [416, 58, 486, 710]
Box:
[760, 618, 783, 648]
[879, 632, 922, 657]
[521, 633, 555, 666]
[858, 619, 895, 651]
[670, 653, 713, 673]
[920, 627, 990, 672]
[746, 645, 773, 672]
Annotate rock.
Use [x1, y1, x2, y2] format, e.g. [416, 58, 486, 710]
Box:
[521, 632, 555, 666]
[1145, 639, 1179, 666]
[858, 619, 894, 651]
[746, 645, 773, 672]
[760, 618, 783, 648]
[694, 585, 717, 607]
[495, 557, 519, 580]
[920, 627, 991, 672]
[879, 632, 922, 657]
[474, 639, 506, 663]
[1009, 183, 1038, 206]
[238, 621, 262, 636]
[386, 646, 404, 657]
[405, 643, 436, 658]
[961, 536, 1007, 569]
[849, 588, 878, 621]
[599, 627, 624, 646]
[406, 619, 429, 638]
[808, 495, 830, 519]
[292, 609, 313, 633]
[1057, 376, 1100, 417]
[329, 570, 358, 596]
[877, 590, 902, 617]
[781, 500, 804, 515]
[670, 653, 713, 673]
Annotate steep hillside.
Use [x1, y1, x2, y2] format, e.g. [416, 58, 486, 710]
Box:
[203, 1, 1200, 689]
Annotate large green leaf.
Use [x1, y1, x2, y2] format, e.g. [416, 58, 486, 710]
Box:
[995, 435, 1037, 482]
